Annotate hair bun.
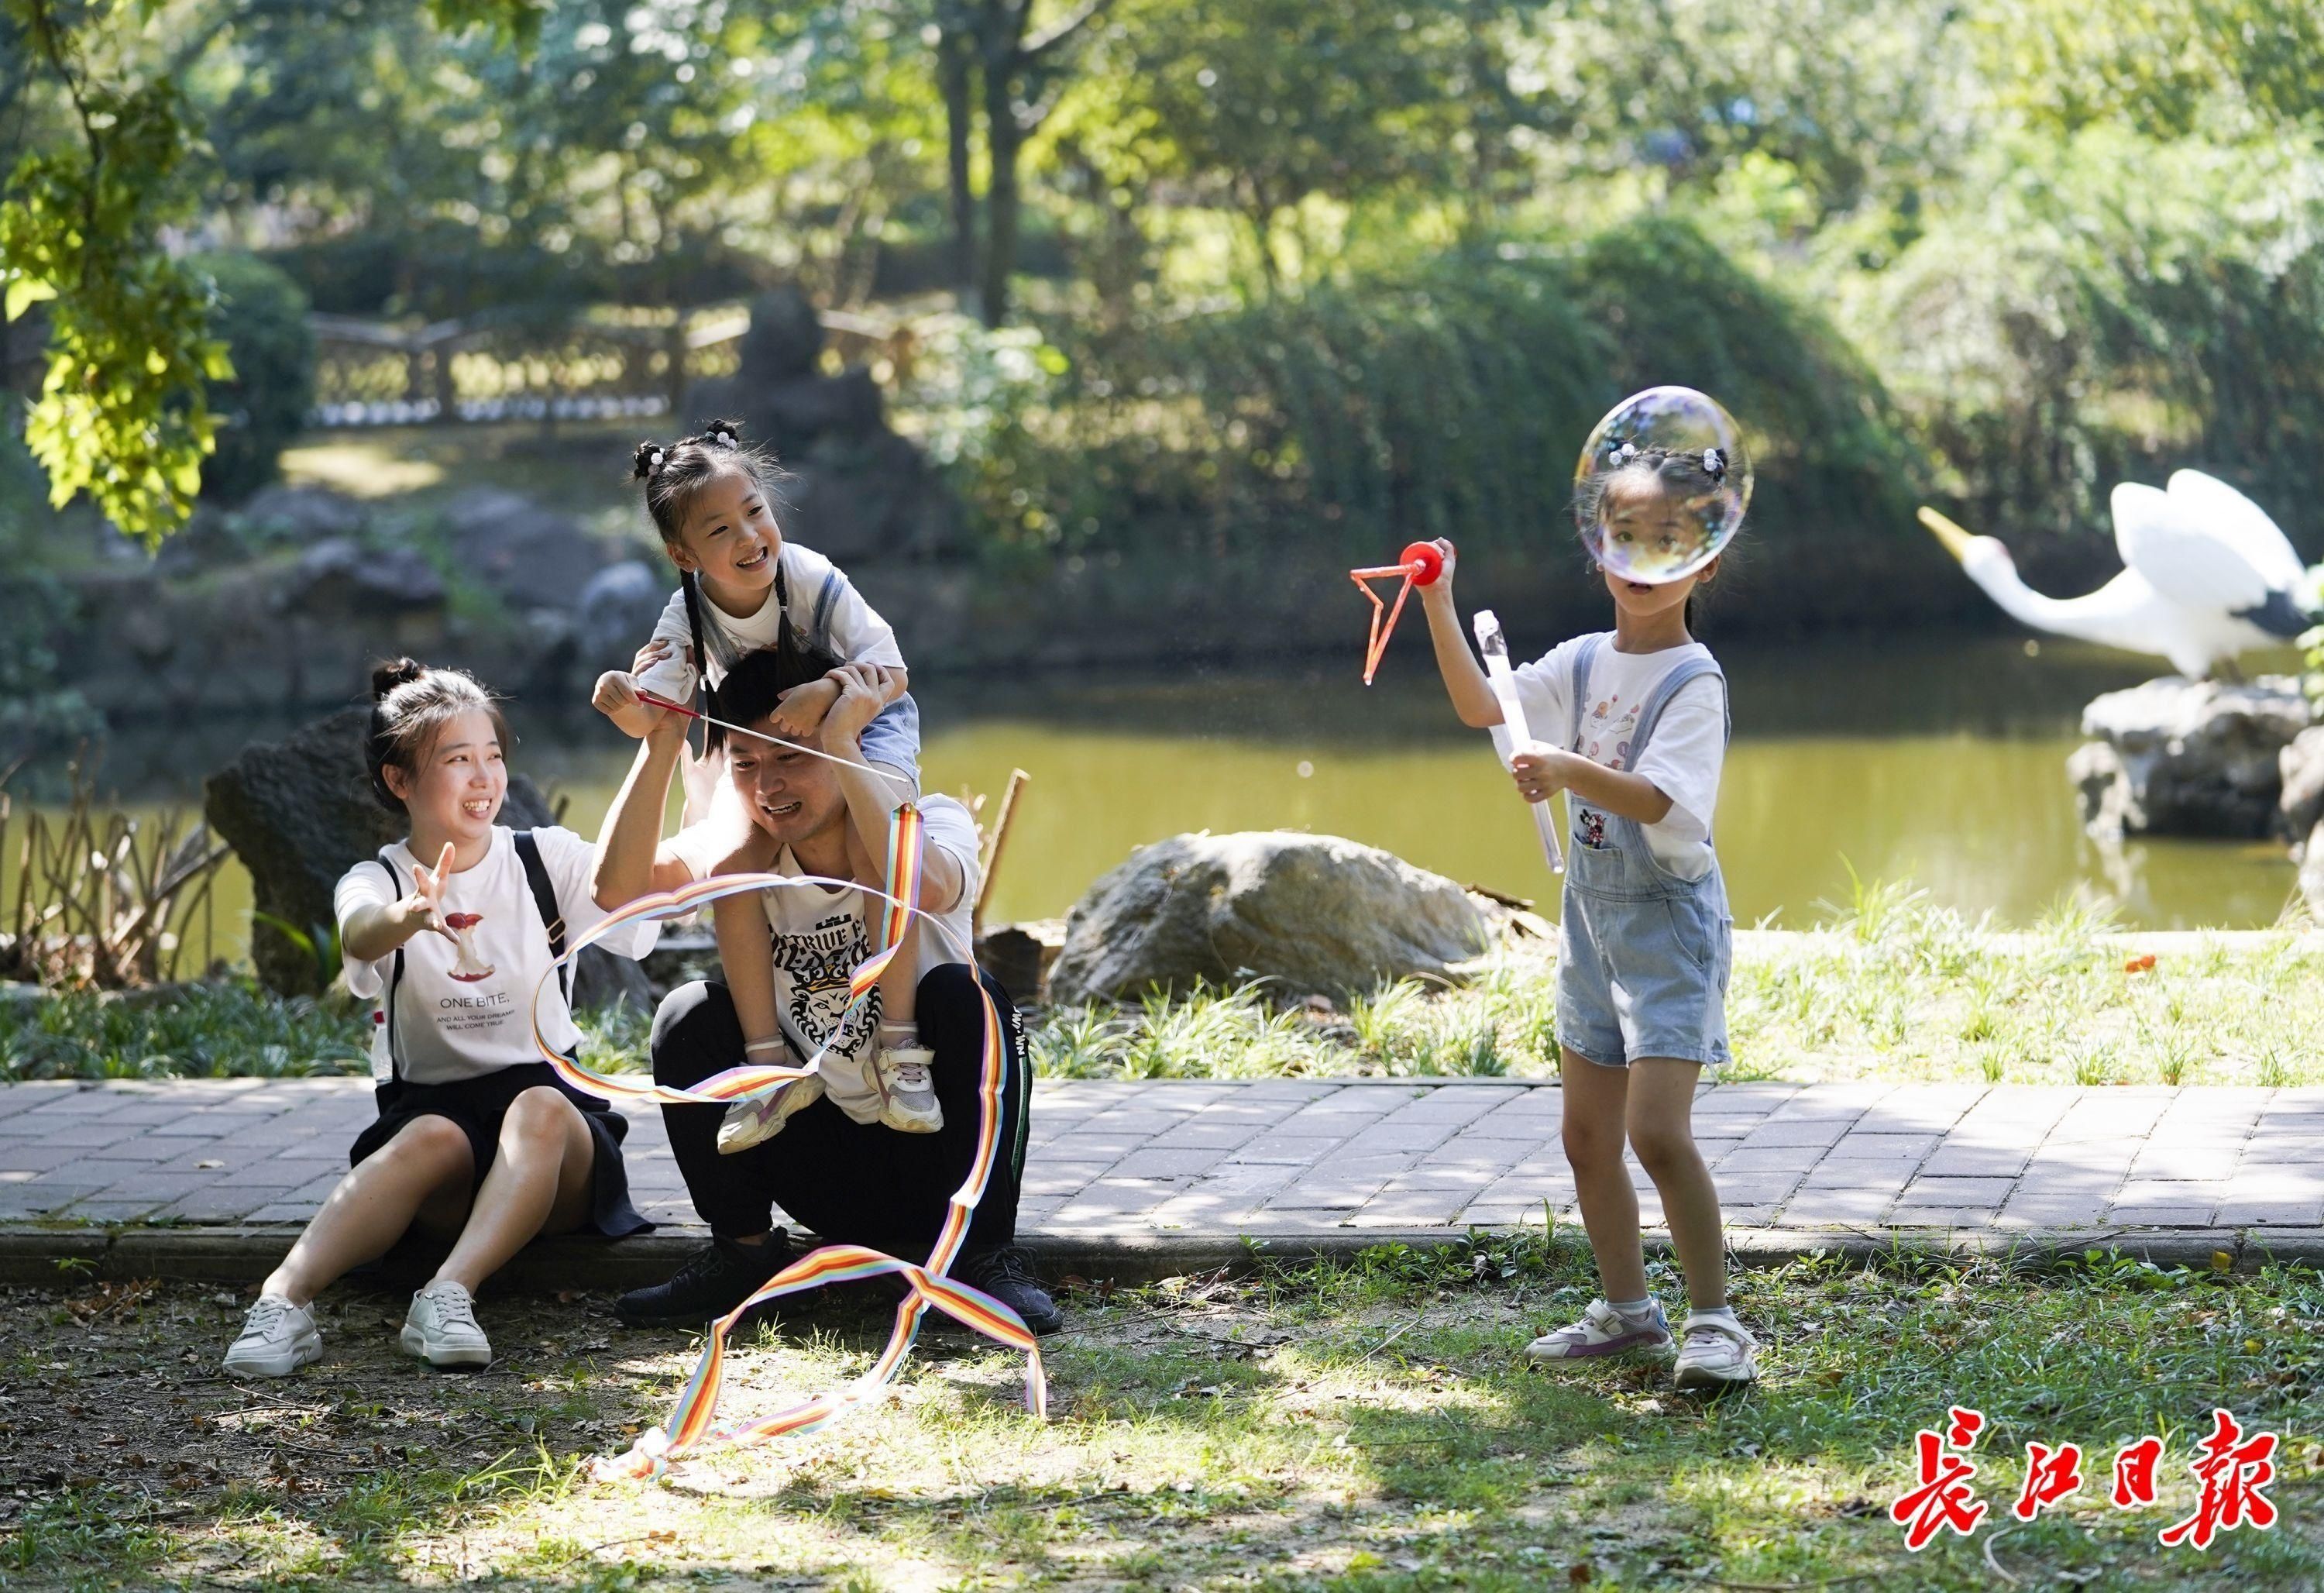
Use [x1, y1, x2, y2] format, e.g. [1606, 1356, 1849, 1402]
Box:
[632, 439, 669, 481]
[370, 658, 425, 700]
[701, 418, 742, 449]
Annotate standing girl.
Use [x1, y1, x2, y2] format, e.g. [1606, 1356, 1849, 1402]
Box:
[1418, 441, 1758, 1391]
[222, 660, 665, 1376]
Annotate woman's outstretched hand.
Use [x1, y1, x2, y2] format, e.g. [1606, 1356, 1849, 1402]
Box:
[401, 841, 459, 941]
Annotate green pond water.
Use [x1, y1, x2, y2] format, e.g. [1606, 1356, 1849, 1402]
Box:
[12, 634, 2302, 971]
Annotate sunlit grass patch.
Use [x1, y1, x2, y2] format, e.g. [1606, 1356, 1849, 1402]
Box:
[9, 1247, 2324, 1588]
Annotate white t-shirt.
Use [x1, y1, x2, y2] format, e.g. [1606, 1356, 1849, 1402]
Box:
[635, 541, 905, 702]
[334, 826, 661, 1085]
[1511, 634, 1728, 879]
[676, 795, 979, 1123]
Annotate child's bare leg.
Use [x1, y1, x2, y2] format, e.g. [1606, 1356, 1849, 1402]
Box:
[1626, 1060, 1726, 1310]
[435, 1088, 596, 1293]
[1559, 1047, 1648, 1302]
[878, 917, 920, 1039]
[262, 1119, 474, 1305]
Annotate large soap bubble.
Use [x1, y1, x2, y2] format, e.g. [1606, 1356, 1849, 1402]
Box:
[1573, 386, 1752, 583]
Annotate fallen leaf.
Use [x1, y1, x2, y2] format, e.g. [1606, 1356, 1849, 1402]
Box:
[2124, 952, 2157, 973]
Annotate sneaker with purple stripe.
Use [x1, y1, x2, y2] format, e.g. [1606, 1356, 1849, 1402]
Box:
[1525, 1298, 1676, 1364]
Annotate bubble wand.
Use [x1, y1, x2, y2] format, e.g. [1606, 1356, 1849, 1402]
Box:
[1472, 610, 1563, 875]
[1349, 541, 1446, 685]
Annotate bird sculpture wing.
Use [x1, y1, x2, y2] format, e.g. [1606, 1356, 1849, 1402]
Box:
[2111, 481, 2280, 617]
[2165, 470, 2306, 591]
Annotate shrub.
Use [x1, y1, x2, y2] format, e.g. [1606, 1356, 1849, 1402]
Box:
[1850, 129, 2324, 552]
[191, 253, 315, 504]
[937, 215, 1927, 631]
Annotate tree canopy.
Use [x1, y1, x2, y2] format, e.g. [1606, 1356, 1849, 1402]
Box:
[4, 0, 2323, 552]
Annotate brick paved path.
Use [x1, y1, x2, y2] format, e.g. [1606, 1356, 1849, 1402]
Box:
[5, 1078, 2323, 1240]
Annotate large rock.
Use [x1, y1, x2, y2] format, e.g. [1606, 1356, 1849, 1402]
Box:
[434, 487, 613, 613]
[1046, 832, 1490, 1005]
[576, 559, 669, 669]
[2281, 727, 2324, 845]
[285, 538, 445, 614]
[686, 290, 965, 563]
[234, 484, 372, 543]
[2067, 676, 2309, 839]
[782, 431, 965, 563]
[205, 708, 648, 1011]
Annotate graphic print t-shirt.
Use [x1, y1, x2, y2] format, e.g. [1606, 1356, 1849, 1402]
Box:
[334, 826, 661, 1085]
[1509, 634, 1727, 880]
[634, 541, 906, 703]
[738, 794, 979, 1123]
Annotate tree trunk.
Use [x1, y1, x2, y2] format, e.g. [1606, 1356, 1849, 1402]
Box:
[938, 26, 978, 294]
[979, 54, 1025, 326]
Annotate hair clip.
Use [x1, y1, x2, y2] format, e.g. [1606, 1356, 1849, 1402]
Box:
[646, 446, 667, 473]
[1610, 440, 1638, 465]
[1702, 446, 1725, 480]
[708, 426, 737, 449]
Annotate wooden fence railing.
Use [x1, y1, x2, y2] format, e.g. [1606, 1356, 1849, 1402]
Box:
[306, 304, 920, 428]
[307, 308, 751, 428]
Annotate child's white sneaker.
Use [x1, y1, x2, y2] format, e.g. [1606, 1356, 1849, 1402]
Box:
[718, 1072, 825, 1154]
[222, 1294, 321, 1377]
[1525, 1298, 1675, 1364]
[1674, 1311, 1759, 1391]
[401, 1280, 492, 1369]
[874, 1043, 942, 1134]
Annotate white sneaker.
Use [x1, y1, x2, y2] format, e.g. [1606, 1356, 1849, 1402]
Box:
[1525, 1298, 1675, 1364]
[717, 1072, 825, 1154]
[874, 1042, 942, 1134]
[401, 1280, 492, 1369]
[1674, 1313, 1759, 1391]
[222, 1294, 321, 1377]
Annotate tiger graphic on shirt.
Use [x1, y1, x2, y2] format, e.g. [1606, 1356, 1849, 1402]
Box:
[770, 909, 883, 1062]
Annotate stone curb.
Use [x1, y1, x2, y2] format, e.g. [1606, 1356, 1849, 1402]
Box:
[3, 1222, 2310, 1293]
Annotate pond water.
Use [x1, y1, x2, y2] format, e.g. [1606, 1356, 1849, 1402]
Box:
[11, 633, 2302, 970]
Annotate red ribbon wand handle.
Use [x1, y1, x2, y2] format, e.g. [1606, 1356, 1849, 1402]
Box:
[1349, 541, 1448, 685]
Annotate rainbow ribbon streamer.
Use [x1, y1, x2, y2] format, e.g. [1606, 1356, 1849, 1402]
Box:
[524, 802, 1046, 1481]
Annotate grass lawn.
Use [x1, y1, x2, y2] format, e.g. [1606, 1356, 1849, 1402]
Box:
[10, 886, 2324, 1090]
[4, 1242, 2322, 1590]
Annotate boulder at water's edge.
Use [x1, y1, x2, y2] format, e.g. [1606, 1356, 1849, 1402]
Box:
[2067, 676, 2309, 840]
[1045, 831, 1490, 1006]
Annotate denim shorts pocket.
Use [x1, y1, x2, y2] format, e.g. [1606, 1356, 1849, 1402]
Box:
[1662, 896, 1714, 972]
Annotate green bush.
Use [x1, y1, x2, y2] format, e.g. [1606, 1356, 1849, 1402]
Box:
[191, 253, 315, 504]
[947, 216, 1926, 627]
[1848, 129, 2324, 551]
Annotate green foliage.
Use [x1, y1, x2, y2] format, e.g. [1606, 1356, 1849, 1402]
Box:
[1074, 0, 1537, 278]
[1848, 128, 2324, 541]
[0, 567, 100, 764]
[1, 68, 226, 546]
[972, 218, 1922, 580]
[190, 253, 313, 503]
[0, 978, 367, 1081]
[0, 0, 543, 545]
[1978, 0, 2324, 139]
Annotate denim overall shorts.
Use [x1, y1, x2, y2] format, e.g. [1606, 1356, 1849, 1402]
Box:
[1555, 635, 1734, 1068]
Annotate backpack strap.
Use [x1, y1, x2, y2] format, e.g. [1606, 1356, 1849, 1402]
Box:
[373, 855, 405, 1082]
[511, 830, 573, 1006]
[807, 566, 841, 653]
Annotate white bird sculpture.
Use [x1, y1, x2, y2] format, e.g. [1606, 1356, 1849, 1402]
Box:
[1919, 470, 2312, 680]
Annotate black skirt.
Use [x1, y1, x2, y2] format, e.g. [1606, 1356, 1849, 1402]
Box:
[348, 1061, 651, 1238]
